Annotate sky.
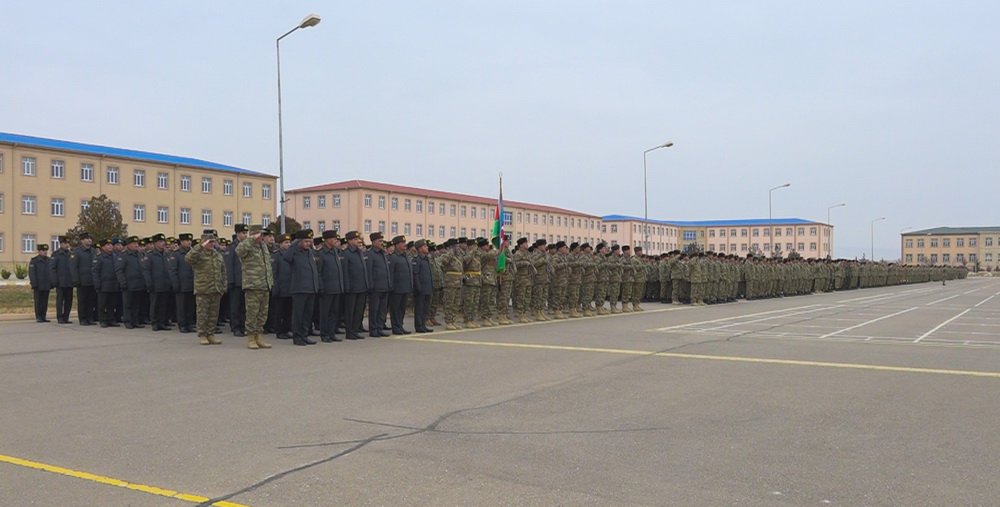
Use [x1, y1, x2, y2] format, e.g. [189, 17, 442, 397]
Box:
[3, 1, 998, 260]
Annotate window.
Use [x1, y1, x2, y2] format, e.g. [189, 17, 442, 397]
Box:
[439, 226, 445, 237]
[378, 221, 386, 233]
[201, 209, 212, 226]
[957, 254, 965, 264]
[404, 199, 412, 212]
[942, 253, 950, 263]
[752, 228, 759, 237]
[263, 184, 272, 200]
[428, 225, 435, 237]
[0, 233, 3, 252]
[157, 206, 169, 224]
[970, 253, 977, 263]
[50, 160, 65, 179]
[332, 219, 340, 231]
[956, 238, 964, 247]
[303, 196, 311, 209]
[22, 195, 36, 215]
[810, 242, 817, 251]
[942, 239, 951, 247]
[785, 243, 792, 252]
[76, 199, 87, 213]
[774, 228, 781, 237]
[930, 254, 938, 263]
[364, 220, 372, 233]
[378, 196, 386, 209]
[481, 207, 486, 219]
[502, 211, 513, 226]
[987, 237, 994, 247]
[741, 244, 748, 252]
[416, 200, 423, 213]
[470, 207, 476, 219]
[683, 231, 696, 241]
[797, 242, 805, 251]
[391, 197, 398, 210]
[917, 239, 925, 248]
[22, 157, 36, 176]
[133, 204, 145, 222]
[80, 163, 94, 182]
[718, 229, 726, 237]
[740, 229, 748, 237]
[180, 208, 191, 224]
[404, 223, 411, 235]
[905, 254, 913, 263]
[51, 198, 65, 217]
[451, 204, 457, 217]
[558, 217, 563, 227]
[131, 169, 144, 187]
[970, 237, 977, 247]
[460, 205, 467, 217]
[391, 222, 399, 234]
[151, 171, 167, 190]
[709, 244, 715, 252]
[107, 166, 119, 184]
[202, 177, 212, 194]
[930, 239, 938, 248]
[905, 239, 913, 248]
[428, 201, 435, 214]
[764, 229, 770, 237]
[810, 227, 817, 236]
[180, 175, 191, 191]
[987, 253, 994, 262]
[785, 228, 793, 236]
[709, 229, 716, 238]
[317, 195, 326, 208]
[317, 220, 326, 232]
[450, 226, 456, 237]
[0, 153, 3, 173]
[439, 203, 445, 215]
[242, 212, 252, 225]
[610, 224, 618, 233]
[222, 179, 232, 195]
[262, 215, 272, 227]
[22, 234, 36, 253]
[364, 194, 372, 208]
[302, 221, 311, 230]
[241, 182, 252, 198]
[460, 227, 467, 237]
[223, 211, 233, 227]
[415, 224, 422, 236]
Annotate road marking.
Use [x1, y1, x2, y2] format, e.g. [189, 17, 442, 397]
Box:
[926, 295, 959, 306]
[388, 336, 1000, 378]
[0, 454, 249, 507]
[915, 309, 972, 343]
[654, 304, 822, 331]
[818, 307, 919, 339]
[699, 305, 841, 331]
[973, 292, 1000, 308]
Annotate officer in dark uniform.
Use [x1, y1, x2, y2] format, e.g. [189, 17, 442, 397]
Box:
[111, 238, 125, 323]
[268, 233, 293, 338]
[169, 233, 196, 333]
[72, 232, 97, 325]
[142, 233, 173, 331]
[412, 239, 434, 333]
[388, 235, 413, 334]
[367, 232, 392, 337]
[227, 224, 248, 337]
[283, 229, 320, 346]
[28, 243, 52, 323]
[116, 236, 147, 328]
[317, 230, 347, 342]
[92, 239, 120, 327]
[341, 231, 370, 340]
[49, 236, 75, 323]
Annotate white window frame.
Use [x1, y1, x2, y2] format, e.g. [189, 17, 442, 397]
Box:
[364, 220, 372, 233]
[378, 196, 386, 209]
[157, 206, 169, 224]
[51, 160, 65, 179]
[303, 196, 311, 209]
[364, 194, 372, 208]
[223, 211, 234, 227]
[133, 204, 146, 223]
[133, 168, 145, 187]
[262, 214, 272, 227]
[202, 177, 213, 194]
[180, 208, 192, 225]
[180, 175, 191, 192]
[317, 195, 326, 208]
[202, 209, 213, 226]
[51, 198, 65, 217]
[22, 195, 37, 215]
[22, 157, 36, 176]
[106, 166, 119, 185]
[262, 184, 272, 200]
[80, 163, 94, 182]
[242, 212, 252, 225]
[223, 179, 233, 196]
[242, 182, 252, 198]
[21, 234, 36, 253]
[332, 193, 340, 207]
[157, 172, 169, 190]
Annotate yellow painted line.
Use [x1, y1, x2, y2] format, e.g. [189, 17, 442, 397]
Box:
[389, 336, 1000, 379]
[0, 454, 249, 507]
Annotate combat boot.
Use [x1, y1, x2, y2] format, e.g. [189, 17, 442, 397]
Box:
[568, 308, 581, 318]
[247, 336, 259, 350]
[536, 310, 549, 321]
[499, 316, 513, 325]
[254, 334, 272, 349]
[465, 320, 481, 329]
[633, 303, 643, 312]
[597, 306, 608, 315]
[621, 304, 633, 313]
[206, 335, 223, 345]
[482, 318, 497, 327]
[199, 335, 211, 345]
[610, 303, 620, 314]
[554, 311, 567, 320]
[445, 322, 460, 330]
[582, 308, 594, 317]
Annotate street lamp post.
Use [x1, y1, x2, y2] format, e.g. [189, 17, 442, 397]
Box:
[871, 217, 886, 261]
[277, 13, 322, 234]
[768, 183, 790, 255]
[643, 141, 673, 252]
[826, 203, 846, 258]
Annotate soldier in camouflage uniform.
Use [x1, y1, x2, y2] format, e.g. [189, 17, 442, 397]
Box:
[497, 241, 515, 325]
[236, 225, 274, 349]
[186, 230, 227, 345]
[438, 239, 465, 330]
[477, 238, 498, 327]
[530, 240, 551, 321]
[578, 243, 596, 316]
[606, 245, 623, 313]
[619, 246, 634, 312]
[631, 247, 646, 311]
[672, 254, 690, 304]
[593, 243, 610, 314]
[512, 238, 534, 322]
[462, 238, 482, 328]
[550, 242, 570, 319]
[567, 243, 583, 317]
[429, 243, 444, 326]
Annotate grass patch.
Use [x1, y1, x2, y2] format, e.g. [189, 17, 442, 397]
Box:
[0, 286, 54, 314]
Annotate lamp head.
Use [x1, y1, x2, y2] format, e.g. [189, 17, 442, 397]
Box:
[300, 14, 321, 28]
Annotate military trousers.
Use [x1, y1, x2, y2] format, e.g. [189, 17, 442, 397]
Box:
[512, 279, 532, 317]
[33, 289, 50, 321]
[463, 278, 481, 322]
[244, 289, 270, 336]
[55, 287, 74, 323]
[122, 290, 144, 326]
[479, 282, 496, 321]
[660, 280, 673, 302]
[565, 283, 580, 312]
[343, 292, 366, 337]
[593, 281, 608, 310]
[149, 290, 171, 328]
[291, 293, 316, 340]
[443, 275, 463, 324]
[195, 293, 222, 338]
[498, 279, 514, 319]
[368, 291, 389, 335]
[430, 288, 443, 321]
[607, 282, 621, 305]
[97, 291, 114, 325]
[550, 282, 566, 313]
[671, 279, 686, 303]
[413, 293, 431, 330]
[632, 282, 643, 305]
[229, 286, 245, 334]
[579, 282, 594, 311]
[175, 291, 195, 331]
[620, 282, 632, 305]
[76, 285, 97, 324]
[531, 283, 549, 312]
[389, 292, 409, 332]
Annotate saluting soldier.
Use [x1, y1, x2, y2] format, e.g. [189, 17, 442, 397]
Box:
[438, 239, 465, 329]
[169, 233, 196, 333]
[496, 238, 515, 325]
[71, 232, 97, 325]
[477, 238, 499, 327]
[142, 233, 173, 331]
[388, 235, 413, 334]
[236, 225, 275, 349]
[530, 239, 550, 321]
[461, 238, 483, 328]
[50, 236, 75, 324]
[29, 243, 52, 323]
[186, 230, 227, 345]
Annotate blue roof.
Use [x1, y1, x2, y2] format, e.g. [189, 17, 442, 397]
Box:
[0, 132, 271, 177]
[601, 215, 821, 227]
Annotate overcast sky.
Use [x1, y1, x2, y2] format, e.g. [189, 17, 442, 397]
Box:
[4, 1, 998, 259]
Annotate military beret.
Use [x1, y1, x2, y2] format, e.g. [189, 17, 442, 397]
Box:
[38, 244, 49, 251]
[535, 238, 547, 246]
[546, 244, 557, 251]
[477, 237, 488, 247]
[179, 233, 194, 241]
[580, 243, 591, 250]
[527, 246, 535, 252]
[610, 244, 620, 251]
[322, 230, 339, 240]
[97, 239, 111, 247]
[370, 232, 384, 242]
[344, 231, 360, 241]
[295, 229, 314, 240]
[151, 233, 166, 243]
[58, 235, 70, 243]
[312, 237, 324, 246]
[595, 243, 606, 251]
[414, 239, 427, 249]
[126, 236, 140, 244]
[79, 232, 91, 240]
[555, 241, 566, 249]
[569, 242, 579, 250]
[516, 237, 528, 246]
[391, 235, 406, 245]
[234, 224, 249, 233]
[406, 241, 414, 249]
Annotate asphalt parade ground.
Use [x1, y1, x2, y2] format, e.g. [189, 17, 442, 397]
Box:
[2, 279, 999, 506]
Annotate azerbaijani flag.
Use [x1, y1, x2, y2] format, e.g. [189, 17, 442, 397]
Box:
[492, 174, 507, 272]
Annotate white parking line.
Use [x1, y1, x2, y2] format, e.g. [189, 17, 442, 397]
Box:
[915, 309, 972, 343]
[700, 306, 841, 332]
[926, 295, 960, 306]
[973, 292, 1000, 308]
[654, 304, 822, 331]
[818, 307, 919, 339]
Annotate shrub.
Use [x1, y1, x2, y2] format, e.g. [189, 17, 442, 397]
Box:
[0, 268, 10, 280]
[14, 264, 28, 280]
